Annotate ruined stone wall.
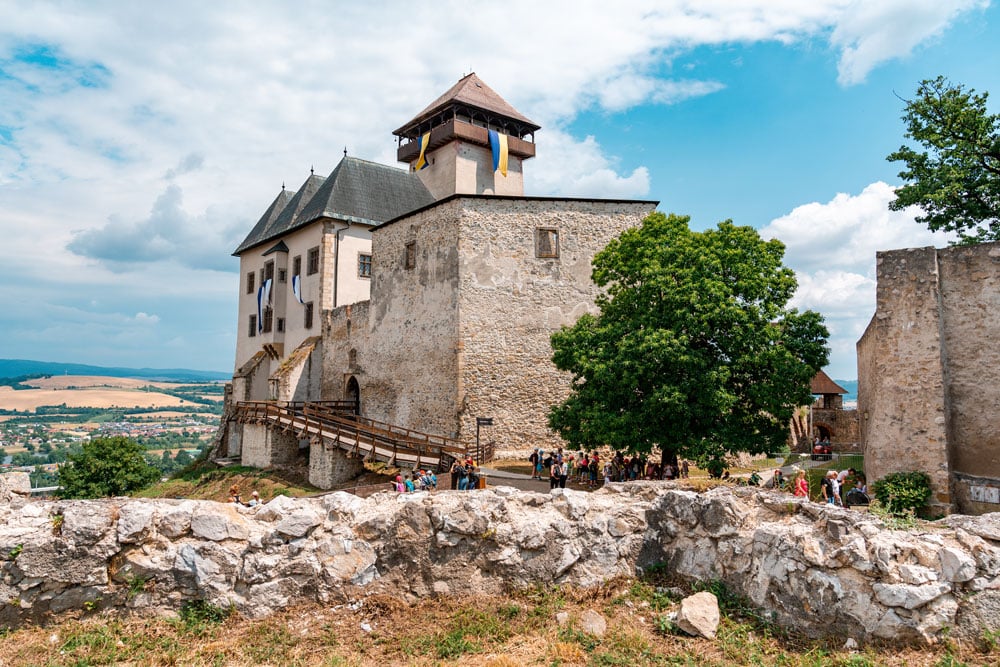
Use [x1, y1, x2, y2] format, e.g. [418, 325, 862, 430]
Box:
[308, 444, 366, 489]
[2, 484, 999, 644]
[268, 336, 322, 403]
[937, 243, 1000, 513]
[859, 242, 1000, 514]
[456, 198, 655, 451]
[811, 407, 861, 450]
[857, 247, 951, 512]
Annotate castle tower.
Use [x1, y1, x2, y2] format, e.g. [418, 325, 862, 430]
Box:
[393, 73, 539, 200]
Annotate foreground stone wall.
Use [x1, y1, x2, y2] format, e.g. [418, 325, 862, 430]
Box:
[1, 484, 998, 644]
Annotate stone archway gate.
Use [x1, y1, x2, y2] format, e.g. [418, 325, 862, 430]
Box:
[234, 400, 480, 477]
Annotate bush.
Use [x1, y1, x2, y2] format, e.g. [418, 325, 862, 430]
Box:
[871, 471, 932, 516]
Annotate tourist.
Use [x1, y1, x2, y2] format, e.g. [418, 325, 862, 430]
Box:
[466, 464, 480, 490]
[404, 475, 416, 493]
[229, 485, 242, 505]
[529, 448, 540, 479]
[769, 469, 785, 490]
[793, 470, 808, 497]
[681, 459, 689, 478]
[603, 460, 613, 485]
[837, 468, 857, 492]
[578, 454, 589, 484]
[588, 453, 599, 488]
[821, 471, 840, 505]
[535, 450, 546, 480]
[450, 459, 463, 490]
[247, 490, 261, 507]
[550, 457, 562, 489]
[394, 474, 405, 493]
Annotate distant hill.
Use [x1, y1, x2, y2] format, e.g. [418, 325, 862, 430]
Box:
[0, 359, 230, 383]
[835, 379, 858, 403]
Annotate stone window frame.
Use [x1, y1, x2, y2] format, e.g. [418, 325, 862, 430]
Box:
[304, 301, 314, 329]
[277, 268, 287, 283]
[292, 255, 302, 278]
[262, 259, 275, 284]
[262, 306, 273, 334]
[248, 314, 257, 338]
[536, 227, 560, 259]
[358, 252, 373, 279]
[404, 241, 416, 270]
[276, 317, 285, 333]
[246, 271, 255, 295]
[307, 246, 320, 275]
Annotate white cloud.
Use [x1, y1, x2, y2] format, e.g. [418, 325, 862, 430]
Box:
[0, 0, 986, 369]
[831, 0, 989, 85]
[761, 182, 957, 379]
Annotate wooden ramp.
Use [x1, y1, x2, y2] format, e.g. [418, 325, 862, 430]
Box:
[235, 401, 486, 471]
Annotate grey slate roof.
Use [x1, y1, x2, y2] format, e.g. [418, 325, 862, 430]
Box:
[296, 156, 434, 227]
[233, 157, 434, 256]
[233, 187, 295, 255]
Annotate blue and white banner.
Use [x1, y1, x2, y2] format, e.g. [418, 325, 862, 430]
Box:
[262, 278, 272, 307]
[256, 284, 264, 332]
[292, 274, 304, 304]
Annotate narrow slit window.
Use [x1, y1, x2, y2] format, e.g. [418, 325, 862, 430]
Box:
[404, 242, 416, 270]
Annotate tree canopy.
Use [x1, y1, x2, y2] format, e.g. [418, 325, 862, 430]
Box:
[58, 436, 160, 498]
[548, 212, 829, 468]
[888, 76, 1000, 244]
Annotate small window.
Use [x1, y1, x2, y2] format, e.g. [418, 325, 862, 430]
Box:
[292, 255, 302, 277]
[536, 228, 559, 258]
[404, 242, 416, 270]
[307, 247, 320, 275]
[248, 314, 257, 337]
[358, 253, 372, 278]
[276, 317, 285, 333]
[278, 268, 287, 283]
[262, 307, 273, 333]
[246, 272, 255, 294]
[263, 260, 275, 282]
[304, 302, 314, 329]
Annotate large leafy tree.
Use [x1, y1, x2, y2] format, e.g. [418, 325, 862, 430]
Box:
[888, 76, 1000, 244]
[58, 436, 160, 498]
[548, 212, 829, 468]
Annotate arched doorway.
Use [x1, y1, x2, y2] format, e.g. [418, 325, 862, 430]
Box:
[345, 376, 360, 415]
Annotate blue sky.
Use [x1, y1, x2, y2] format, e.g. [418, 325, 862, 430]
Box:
[1, 0, 997, 380]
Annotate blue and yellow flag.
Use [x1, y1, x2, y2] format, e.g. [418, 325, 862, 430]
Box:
[415, 132, 431, 171]
[488, 130, 508, 177]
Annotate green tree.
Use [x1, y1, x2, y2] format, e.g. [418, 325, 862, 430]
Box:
[57, 436, 160, 498]
[888, 76, 1000, 244]
[548, 212, 829, 469]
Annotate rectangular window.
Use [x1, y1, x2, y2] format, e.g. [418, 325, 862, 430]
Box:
[278, 268, 287, 283]
[262, 307, 273, 333]
[536, 228, 559, 258]
[404, 241, 416, 270]
[307, 247, 320, 275]
[358, 253, 372, 278]
[276, 317, 285, 333]
[263, 260, 275, 282]
[246, 271, 255, 294]
[292, 255, 302, 277]
[304, 302, 314, 329]
[248, 315, 257, 338]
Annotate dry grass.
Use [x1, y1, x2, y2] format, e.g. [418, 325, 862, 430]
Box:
[0, 581, 993, 666]
[19, 376, 181, 390]
[0, 386, 190, 412]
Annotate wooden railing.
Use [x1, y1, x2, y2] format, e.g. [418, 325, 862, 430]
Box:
[234, 400, 478, 471]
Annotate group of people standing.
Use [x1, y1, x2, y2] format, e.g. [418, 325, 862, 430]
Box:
[777, 467, 867, 506]
[529, 448, 691, 489]
[393, 469, 438, 493]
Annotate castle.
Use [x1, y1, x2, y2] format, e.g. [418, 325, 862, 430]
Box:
[217, 74, 657, 486]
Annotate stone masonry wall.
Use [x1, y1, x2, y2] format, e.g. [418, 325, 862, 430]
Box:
[937, 243, 1000, 513]
[323, 202, 463, 437]
[2, 484, 999, 644]
[857, 247, 952, 512]
[456, 198, 655, 451]
[860, 242, 1000, 515]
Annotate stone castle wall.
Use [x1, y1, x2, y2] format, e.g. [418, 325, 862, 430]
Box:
[858, 242, 1000, 514]
[323, 201, 463, 437]
[2, 484, 1000, 644]
[455, 198, 655, 451]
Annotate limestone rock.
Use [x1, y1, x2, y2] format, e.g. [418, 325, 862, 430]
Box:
[677, 591, 720, 639]
[578, 609, 607, 637]
[939, 546, 977, 582]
